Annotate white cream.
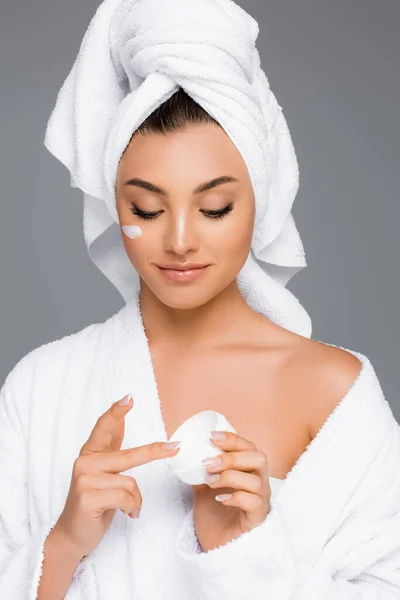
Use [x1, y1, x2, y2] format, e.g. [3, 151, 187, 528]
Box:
[121, 225, 142, 239]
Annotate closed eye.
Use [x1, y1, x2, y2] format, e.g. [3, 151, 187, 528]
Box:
[129, 202, 234, 221]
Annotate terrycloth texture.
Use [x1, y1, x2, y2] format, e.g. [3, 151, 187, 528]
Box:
[43, 0, 312, 338]
[1, 290, 400, 599]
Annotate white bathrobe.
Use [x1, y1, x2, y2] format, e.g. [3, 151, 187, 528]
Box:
[1, 289, 399, 599]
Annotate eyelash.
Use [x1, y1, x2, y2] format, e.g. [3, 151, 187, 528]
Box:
[129, 202, 234, 221]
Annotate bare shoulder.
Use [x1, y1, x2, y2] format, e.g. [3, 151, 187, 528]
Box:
[288, 338, 364, 440]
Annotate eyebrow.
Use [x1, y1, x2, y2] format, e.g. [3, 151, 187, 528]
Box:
[123, 175, 239, 196]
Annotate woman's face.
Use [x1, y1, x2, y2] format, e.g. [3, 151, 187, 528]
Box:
[115, 123, 255, 309]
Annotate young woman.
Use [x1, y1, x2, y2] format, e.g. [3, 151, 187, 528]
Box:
[1, 1, 399, 599]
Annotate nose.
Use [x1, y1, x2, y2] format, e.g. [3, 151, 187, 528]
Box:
[163, 209, 199, 255]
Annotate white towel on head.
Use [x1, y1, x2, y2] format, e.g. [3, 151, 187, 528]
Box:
[44, 0, 312, 337]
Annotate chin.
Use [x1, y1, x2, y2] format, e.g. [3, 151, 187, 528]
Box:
[139, 267, 237, 310]
[155, 287, 215, 310]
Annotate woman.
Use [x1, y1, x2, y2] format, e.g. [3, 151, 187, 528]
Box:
[1, 1, 399, 599]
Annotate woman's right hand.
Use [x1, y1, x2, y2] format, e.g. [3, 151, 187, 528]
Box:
[53, 394, 181, 559]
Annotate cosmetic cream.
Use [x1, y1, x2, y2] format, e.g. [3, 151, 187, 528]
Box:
[122, 225, 142, 239]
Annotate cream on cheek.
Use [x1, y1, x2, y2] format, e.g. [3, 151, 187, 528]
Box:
[121, 225, 143, 239]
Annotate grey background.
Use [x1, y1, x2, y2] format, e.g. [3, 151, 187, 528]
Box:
[1, 1, 399, 420]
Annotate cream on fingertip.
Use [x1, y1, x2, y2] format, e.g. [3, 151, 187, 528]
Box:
[121, 225, 142, 239]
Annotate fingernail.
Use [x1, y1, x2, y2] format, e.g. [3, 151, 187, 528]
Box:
[202, 456, 222, 467]
[161, 441, 181, 450]
[117, 393, 132, 406]
[215, 493, 232, 502]
[210, 431, 226, 440]
[204, 473, 220, 484]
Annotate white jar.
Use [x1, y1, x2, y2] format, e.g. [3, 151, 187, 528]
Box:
[164, 410, 237, 485]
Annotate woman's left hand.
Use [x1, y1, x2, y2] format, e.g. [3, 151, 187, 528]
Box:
[191, 431, 272, 552]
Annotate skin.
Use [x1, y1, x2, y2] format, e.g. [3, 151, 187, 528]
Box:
[43, 124, 363, 568]
[115, 122, 280, 350]
[48, 123, 296, 564]
[114, 123, 292, 547]
[114, 122, 364, 551]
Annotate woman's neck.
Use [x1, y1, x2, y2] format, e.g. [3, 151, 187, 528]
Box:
[138, 280, 265, 352]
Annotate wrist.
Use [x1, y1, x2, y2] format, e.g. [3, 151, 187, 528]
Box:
[49, 522, 88, 564]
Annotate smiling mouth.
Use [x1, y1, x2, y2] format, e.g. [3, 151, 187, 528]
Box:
[157, 265, 210, 281]
[159, 265, 208, 271]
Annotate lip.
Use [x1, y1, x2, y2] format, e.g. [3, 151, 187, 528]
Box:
[157, 265, 210, 282]
[157, 263, 209, 270]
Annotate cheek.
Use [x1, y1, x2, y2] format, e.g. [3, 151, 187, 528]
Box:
[216, 211, 253, 256]
[122, 231, 153, 268]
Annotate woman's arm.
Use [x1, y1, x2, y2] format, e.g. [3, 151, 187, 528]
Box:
[0, 352, 89, 600]
[36, 524, 87, 600]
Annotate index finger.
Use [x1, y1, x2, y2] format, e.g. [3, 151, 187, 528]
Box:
[80, 394, 133, 454]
